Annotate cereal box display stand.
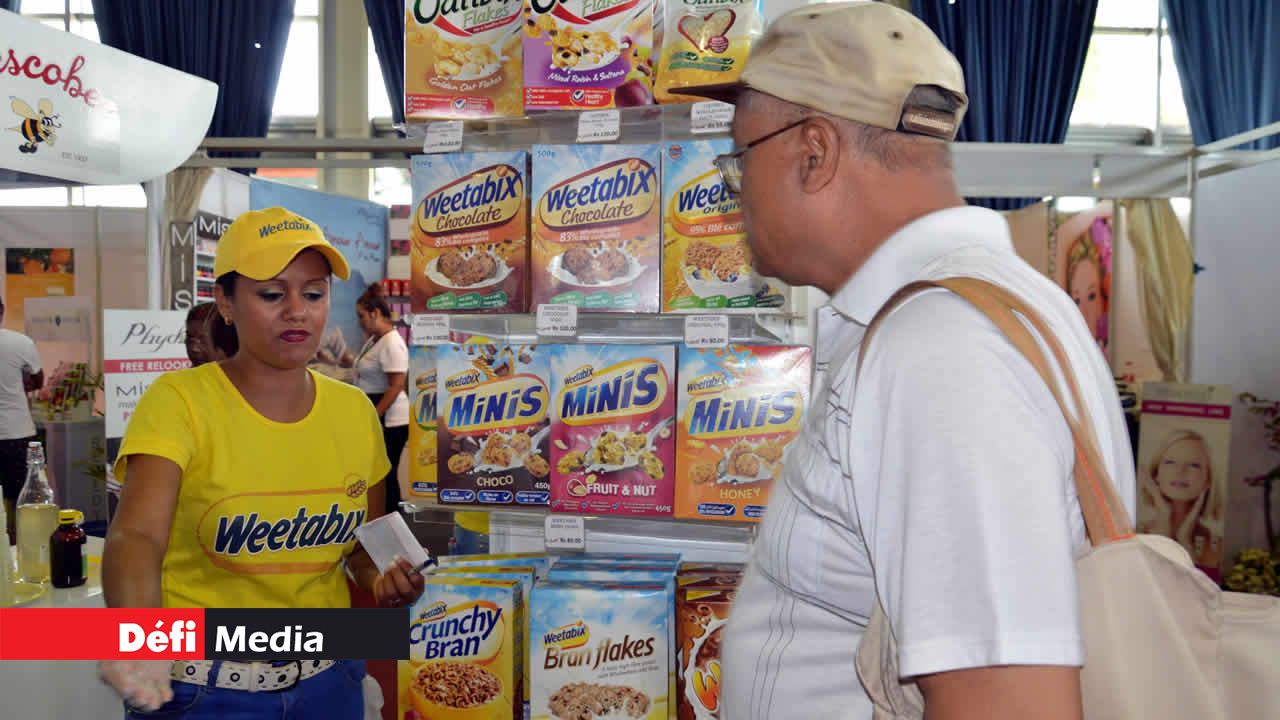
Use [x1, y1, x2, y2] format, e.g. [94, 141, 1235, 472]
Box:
[522, 0, 657, 110]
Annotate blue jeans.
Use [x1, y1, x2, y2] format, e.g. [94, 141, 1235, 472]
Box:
[123, 660, 366, 720]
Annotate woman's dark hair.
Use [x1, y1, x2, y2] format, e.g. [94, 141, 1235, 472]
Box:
[356, 283, 392, 319]
[215, 272, 238, 298]
[208, 275, 241, 357]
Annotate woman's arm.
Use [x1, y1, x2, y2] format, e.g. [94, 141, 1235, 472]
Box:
[103, 455, 182, 608]
[373, 371, 407, 417]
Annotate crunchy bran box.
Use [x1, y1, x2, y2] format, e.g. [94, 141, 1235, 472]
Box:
[662, 140, 782, 311]
[674, 345, 812, 522]
[522, 0, 656, 110]
[411, 152, 530, 313]
[432, 565, 539, 706]
[531, 581, 672, 720]
[653, 0, 763, 103]
[532, 145, 662, 312]
[405, 346, 439, 502]
[438, 344, 552, 507]
[675, 586, 734, 720]
[400, 577, 523, 720]
[549, 344, 676, 516]
[404, 0, 524, 119]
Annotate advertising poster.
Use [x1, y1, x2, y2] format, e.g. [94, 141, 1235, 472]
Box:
[102, 310, 190, 439]
[249, 179, 388, 382]
[1137, 382, 1233, 580]
[1053, 204, 1113, 354]
[4, 247, 75, 330]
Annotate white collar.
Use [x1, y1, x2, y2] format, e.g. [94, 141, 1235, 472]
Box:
[828, 206, 1013, 325]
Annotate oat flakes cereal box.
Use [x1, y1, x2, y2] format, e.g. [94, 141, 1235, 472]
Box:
[674, 344, 812, 522]
[653, 0, 762, 104]
[438, 343, 552, 507]
[404, 346, 439, 502]
[549, 344, 676, 516]
[521, 0, 656, 110]
[675, 587, 733, 720]
[438, 553, 554, 578]
[411, 152, 530, 313]
[404, 0, 525, 119]
[532, 145, 662, 312]
[531, 581, 672, 720]
[400, 578, 523, 720]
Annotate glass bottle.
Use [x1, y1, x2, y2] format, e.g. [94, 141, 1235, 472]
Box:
[16, 442, 58, 586]
[50, 509, 86, 589]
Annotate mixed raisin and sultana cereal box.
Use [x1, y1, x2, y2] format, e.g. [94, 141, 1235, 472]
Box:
[404, 346, 439, 503]
[438, 343, 552, 507]
[522, 0, 656, 110]
[653, 0, 763, 103]
[549, 344, 676, 517]
[674, 344, 812, 522]
[675, 585, 736, 720]
[404, 0, 525, 119]
[410, 152, 530, 313]
[531, 581, 672, 720]
[400, 577, 523, 720]
[531, 144, 662, 312]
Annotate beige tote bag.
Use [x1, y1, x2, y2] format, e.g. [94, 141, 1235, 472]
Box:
[853, 277, 1280, 720]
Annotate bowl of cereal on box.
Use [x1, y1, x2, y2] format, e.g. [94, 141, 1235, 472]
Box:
[681, 241, 757, 300]
[548, 244, 645, 289]
[426, 247, 515, 292]
[410, 660, 508, 720]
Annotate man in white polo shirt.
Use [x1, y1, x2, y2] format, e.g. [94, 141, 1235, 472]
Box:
[680, 3, 1135, 718]
[0, 293, 44, 537]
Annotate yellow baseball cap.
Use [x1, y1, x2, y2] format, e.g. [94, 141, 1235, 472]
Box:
[214, 207, 351, 281]
[677, 1, 968, 141]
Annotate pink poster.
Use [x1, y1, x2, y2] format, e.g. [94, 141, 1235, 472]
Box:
[1053, 204, 1113, 354]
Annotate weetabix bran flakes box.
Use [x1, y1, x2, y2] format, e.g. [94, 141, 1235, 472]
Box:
[522, 0, 656, 110]
[411, 152, 530, 313]
[532, 145, 662, 312]
[549, 344, 676, 517]
[438, 343, 552, 507]
[404, 0, 525, 119]
[405, 346, 439, 502]
[675, 345, 812, 522]
[400, 578, 523, 720]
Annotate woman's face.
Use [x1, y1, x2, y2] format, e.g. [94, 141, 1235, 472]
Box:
[1070, 259, 1103, 335]
[218, 250, 330, 371]
[356, 305, 378, 337]
[1154, 437, 1211, 502]
[185, 315, 216, 366]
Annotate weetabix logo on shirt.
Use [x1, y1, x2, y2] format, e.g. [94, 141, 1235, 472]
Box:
[197, 489, 366, 574]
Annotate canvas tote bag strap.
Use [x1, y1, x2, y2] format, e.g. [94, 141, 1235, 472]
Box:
[859, 277, 1133, 546]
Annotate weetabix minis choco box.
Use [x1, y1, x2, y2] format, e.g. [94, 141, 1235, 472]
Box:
[663, 140, 783, 311]
[549, 344, 676, 516]
[404, 346, 439, 502]
[676, 586, 735, 720]
[400, 577, 523, 720]
[531, 145, 662, 312]
[404, 0, 525, 119]
[411, 152, 530, 313]
[438, 343, 552, 507]
[675, 345, 812, 522]
[522, 0, 656, 110]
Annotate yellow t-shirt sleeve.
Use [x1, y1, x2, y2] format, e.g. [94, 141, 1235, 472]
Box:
[366, 399, 391, 488]
[114, 376, 197, 483]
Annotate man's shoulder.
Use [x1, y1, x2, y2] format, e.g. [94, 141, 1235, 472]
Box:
[0, 328, 35, 349]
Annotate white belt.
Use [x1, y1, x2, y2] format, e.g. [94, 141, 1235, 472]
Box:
[171, 660, 336, 692]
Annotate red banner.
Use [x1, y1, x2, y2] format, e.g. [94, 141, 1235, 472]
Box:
[102, 358, 192, 374]
[1141, 401, 1232, 420]
[0, 608, 205, 660]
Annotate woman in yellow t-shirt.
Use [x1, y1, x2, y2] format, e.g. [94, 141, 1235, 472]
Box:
[100, 207, 424, 719]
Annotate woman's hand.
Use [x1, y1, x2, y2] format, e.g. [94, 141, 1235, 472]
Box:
[1176, 490, 1209, 549]
[1138, 474, 1172, 536]
[372, 555, 425, 608]
[99, 659, 174, 711]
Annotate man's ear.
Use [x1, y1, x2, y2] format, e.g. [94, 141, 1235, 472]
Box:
[798, 117, 841, 194]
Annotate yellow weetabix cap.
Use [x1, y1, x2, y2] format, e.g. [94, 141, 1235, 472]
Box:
[677, 1, 969, 141]
[214, 207, 351, 281]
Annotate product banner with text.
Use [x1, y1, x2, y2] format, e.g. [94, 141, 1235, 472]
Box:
[102, 309, 189, 439]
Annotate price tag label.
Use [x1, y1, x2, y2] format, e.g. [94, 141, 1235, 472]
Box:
[537, 303, 578, 337]
[410, 314, 451, 346]
[691, 101, 736, 135]
[545, 515, 586, 551]
[422, 121, 464, 154]
[577, 109, 621, 143]
[684, 314, 730, 348]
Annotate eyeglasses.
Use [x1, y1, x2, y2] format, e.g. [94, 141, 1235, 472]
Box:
[712, 118, 809, 196]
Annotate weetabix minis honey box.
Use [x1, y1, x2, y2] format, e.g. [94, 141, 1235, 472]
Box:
[404, 346, 439, 502]
[549, 344, 676, 516]
[438, 344, 552, 507]
[675, 345, 813, 522]
[404, 0, 525, 119]
[532, 145, 662, 312]
[653, 0, 763, 103]
[400, 578, 523, 720]
[662, 140, 782, 311]
[411, 152, 530, 313]
[675, 587, 733, 720]
[531, 581, 672, 720]
[522, 0, 656, 110]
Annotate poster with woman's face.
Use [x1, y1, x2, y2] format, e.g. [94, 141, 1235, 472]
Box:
[1136, 382, 1234, 580]
[1053, 204, 1112, 354]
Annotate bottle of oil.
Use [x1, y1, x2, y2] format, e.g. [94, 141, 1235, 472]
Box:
[0, 500, 13, 606]
[16, 442, 58, 587]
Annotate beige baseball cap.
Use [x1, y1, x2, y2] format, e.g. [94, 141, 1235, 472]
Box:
[677, 1, 969, 141]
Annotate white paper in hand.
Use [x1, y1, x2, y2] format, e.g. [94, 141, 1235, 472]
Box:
[353, 512, 432, 574]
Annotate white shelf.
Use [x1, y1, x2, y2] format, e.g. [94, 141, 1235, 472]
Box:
[437, 311, 788, 346]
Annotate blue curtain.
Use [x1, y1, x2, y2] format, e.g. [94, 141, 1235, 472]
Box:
[913, 0, 1098, 211]
[1165, 1, 1280, 150]
[91, 0, 294, 163]
[1, 1, 21, 13]
[365, 0, 404, 126]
